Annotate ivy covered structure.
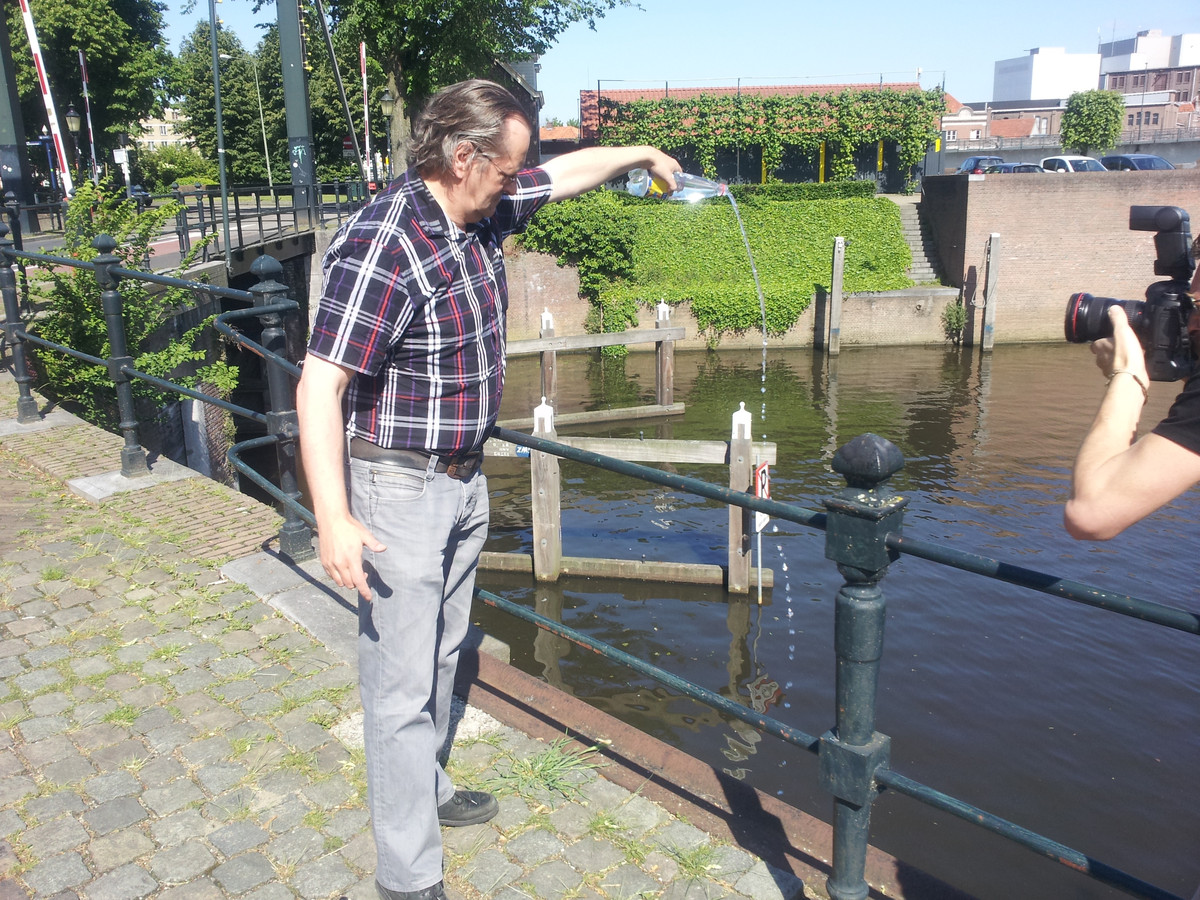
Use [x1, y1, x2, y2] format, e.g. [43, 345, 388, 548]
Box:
[579, 84, 946, 191]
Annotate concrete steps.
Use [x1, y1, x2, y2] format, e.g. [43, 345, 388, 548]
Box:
[896, 202, 943, 284]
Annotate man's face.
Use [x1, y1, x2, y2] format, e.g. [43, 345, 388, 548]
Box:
[462, 117, 530, 223]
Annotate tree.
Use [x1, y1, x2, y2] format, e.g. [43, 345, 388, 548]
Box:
[1060, 90, 1125, 156]
[135, 144, 216, 191]
[325, 0, 632, 149]
[5, 0, 171, 174]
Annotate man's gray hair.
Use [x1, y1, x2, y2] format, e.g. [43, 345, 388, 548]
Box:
[408, 80, 531, 176]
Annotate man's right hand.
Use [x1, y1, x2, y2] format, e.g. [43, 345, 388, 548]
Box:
[1091, 305, 1149, 384]
[318, 513, 386, 601]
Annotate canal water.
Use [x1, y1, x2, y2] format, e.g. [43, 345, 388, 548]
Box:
[474, 343, 1200, 900]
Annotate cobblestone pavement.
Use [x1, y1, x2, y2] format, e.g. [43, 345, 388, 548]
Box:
[0, 371, 810, 900]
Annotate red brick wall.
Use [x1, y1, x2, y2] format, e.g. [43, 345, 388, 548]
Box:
[921, 171, 1200, 343]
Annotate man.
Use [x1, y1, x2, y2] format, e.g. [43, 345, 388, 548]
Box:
[1064, 247, 1200, 540]
[295, 79, 679, 900]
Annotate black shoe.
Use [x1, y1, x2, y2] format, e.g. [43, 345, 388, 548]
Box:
[375, 880, 447, 900]
[437, 789, 498, 826]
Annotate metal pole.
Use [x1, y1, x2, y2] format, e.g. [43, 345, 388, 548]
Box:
[250, 56, 273, 187]
[982, 233, 1000, 352]
[208, 0, 232, 270]
[819, 434, 906, 900]
[92, 234, 149, 478]
[0, 221, 40, 422]
[249, 255, 313, 561]
[829, 236, 845, 356]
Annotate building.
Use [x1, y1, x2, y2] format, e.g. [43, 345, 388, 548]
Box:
[134, 107, 191, 152]
[1098, 30, 1200, 139]
[992, 47, 1100, 102]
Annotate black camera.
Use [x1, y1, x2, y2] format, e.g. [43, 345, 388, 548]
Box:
[1064, 205, 1196, 381]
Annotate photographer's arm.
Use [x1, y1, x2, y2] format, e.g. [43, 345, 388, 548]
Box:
[1065, 307, 1200, 539]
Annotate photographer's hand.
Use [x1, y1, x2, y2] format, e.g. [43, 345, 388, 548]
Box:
[1090, 307, 1149, 386]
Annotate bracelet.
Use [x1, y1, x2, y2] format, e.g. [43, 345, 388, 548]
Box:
[1107, 368, 1149, 402]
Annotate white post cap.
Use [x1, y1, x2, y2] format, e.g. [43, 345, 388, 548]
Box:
[657, 299, 670, 321]
[731, 401, 752, 440]
[534, 395, 554, 433]
[541, 307, 553, 330]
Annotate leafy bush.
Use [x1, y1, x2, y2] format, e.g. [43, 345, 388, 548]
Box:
[729, 181, 877, 202]
[518, 190, 912, 344]
[27, 181, 236, 430]
[942, 300, 967, 344]
[135, 144, 218, 192]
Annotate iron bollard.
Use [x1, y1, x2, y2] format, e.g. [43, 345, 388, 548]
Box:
[820, 433, 906, 900]
[0, 222, 41, 423]
[248, 255, 314, 562]
[92, 235, 150, 478]
[3, 192, 24, 251]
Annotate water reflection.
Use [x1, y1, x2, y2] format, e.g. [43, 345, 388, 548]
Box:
[477, 344, 1200, 900]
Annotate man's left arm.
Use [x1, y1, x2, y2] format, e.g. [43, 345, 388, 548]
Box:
[541, 145, 681, 202]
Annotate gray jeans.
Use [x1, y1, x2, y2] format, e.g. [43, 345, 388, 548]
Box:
[349, 454, 489, 892]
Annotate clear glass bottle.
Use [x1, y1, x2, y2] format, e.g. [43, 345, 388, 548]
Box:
[626, 169, 727, 202]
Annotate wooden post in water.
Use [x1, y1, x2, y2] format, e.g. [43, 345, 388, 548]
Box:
[828, 236, 845, 357]
[728, 402, 753, 593]
[655, 300, 675, 406]
[531, 397, 562, 582]
[982, 233, 999, 353]
[539, 307, 557, 405]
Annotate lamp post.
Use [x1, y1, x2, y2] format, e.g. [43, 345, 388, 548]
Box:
[208, 0, 232, 270]
[220, 51, 273, 188]
[39, 126, 58, 195]
[380, 89, 395, 182]
[1138, 62, 1149, 142]
[64, 102, 81, 182]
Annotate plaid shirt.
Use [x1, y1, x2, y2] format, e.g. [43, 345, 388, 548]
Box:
[308, 166, 553, 454]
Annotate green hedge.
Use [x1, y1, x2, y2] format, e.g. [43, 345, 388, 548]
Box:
[518, 190, 912, 344]
[729, 181, 877, 202]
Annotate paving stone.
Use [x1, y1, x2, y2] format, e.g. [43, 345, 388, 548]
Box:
[25, 818, 90, 858]
[85, 771, 142, 804]
[325, 807, 370, 842]
[653, 820, 711, 854]
[149, 840, 217, 883]
[292, 854, 355, 899]
[441, 823, 499, 856]
[23, 851, 90, 895]
[284, 720, 333, 753]
[548, 803, 592, 840]
[241, 885, 296, 900]
[129, 707, 173, 735]
[28, 690, 72, 716]
[18, 714, 70, 742]
[506, 828, 565, 865]
[87, 829, 155, 874]
[300, 774, 356, 809]
[143, 724, 196, 754]
[155, 876, 223, 900]
[137, 758, 186, 789]
[643, 850, 679, 884]
[196, 762, 248, 795]
[709, 845, 756, 880]
[42, 755, 95, 785]
[210, 821, 270, 856]
[564, 837, 625, 873]
[88, 740, 151, 774]
[72, 699, 120, 728]
[460, 848, 523, 895]
[733, 861, 805, 900]
[149, 809, 213, 848]
[72, 723, 127, 752]
[265, 827, 324, 866]
[24, 791, 86, 823]
[599, 863, 660, 897]
[579, 778, 631, 811]
[262, 796, 310, 835]
[526, 859, 584, 898]
[85, 863, 157, 900]
[659, 881, 729, 900]
[211, 853, 275, 893]
[612, 793, 667, 837]
[492, 794, 533, 833]
[141, 779, 205, 817]
[83, 797, 147, 835]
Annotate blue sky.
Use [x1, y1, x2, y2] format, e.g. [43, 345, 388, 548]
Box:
[161, 0, 1200, 122]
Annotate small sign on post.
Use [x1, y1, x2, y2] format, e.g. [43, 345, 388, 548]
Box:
[754, 461, 770, 533]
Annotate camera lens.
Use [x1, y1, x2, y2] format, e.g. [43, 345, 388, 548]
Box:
[1064, 293, 1144, 343]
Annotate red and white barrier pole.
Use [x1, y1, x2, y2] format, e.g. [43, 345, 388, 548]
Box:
[17, 0, 74, 195]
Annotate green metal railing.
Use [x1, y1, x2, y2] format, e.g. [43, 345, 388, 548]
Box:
[2, 223, 1195, 900]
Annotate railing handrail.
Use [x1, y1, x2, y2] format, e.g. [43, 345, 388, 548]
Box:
[1, 232, 1190, 900]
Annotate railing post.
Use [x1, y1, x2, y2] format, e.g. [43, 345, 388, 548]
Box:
[728, 402, 753, 594]
[172, 183, 191, 257]
[820, 433, 906, 900]
[0, 223, 41, 423]
[92, 235, 150, 478]
[194, 186, 209, 262]
[249, 254, 314, 562]
[4, 192, 24, 251]
[539, 307, 556, 405]
[655, 300, 674, 406]
[531, 397, 562, 581]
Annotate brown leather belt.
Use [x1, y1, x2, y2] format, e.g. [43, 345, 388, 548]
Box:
[348, 438, 483, 481]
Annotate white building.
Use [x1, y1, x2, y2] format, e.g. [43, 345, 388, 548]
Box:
[1100, 29, 1200, 75]
[992, 47, 1100, 102]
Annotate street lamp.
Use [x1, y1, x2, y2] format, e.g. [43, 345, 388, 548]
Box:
[208, 0, 232, 270]
[64, 103, 81, 180]
[380, 89, 395, 181]
[220, 52, 273, 188]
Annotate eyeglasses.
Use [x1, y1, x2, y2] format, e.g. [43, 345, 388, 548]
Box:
[477, 150, 520, 184]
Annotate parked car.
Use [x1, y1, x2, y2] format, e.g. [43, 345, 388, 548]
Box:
[1041, 155, 1107, 173]
[983, 163, 1046, 173]
[1100, 153, 1175, 171]
[956, 155, 1004, 174]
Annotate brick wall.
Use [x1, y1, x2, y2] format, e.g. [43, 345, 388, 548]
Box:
[921, 171, 1200, 343]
